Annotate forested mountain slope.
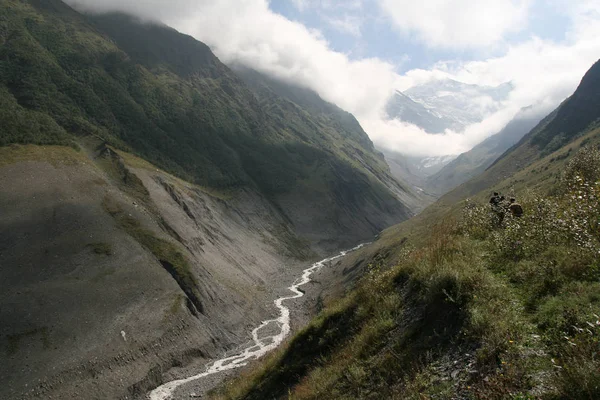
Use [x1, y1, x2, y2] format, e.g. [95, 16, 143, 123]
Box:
[231, 65, 421, 231]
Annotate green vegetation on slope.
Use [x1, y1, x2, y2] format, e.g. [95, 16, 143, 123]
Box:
[232, 65, 412, 197]
[2, 0, 260, 188]
[0, 143, 87, 168]
[0, 1, 405, 201]
[1, 1, 411, 250]
[214, 145, 600, 399]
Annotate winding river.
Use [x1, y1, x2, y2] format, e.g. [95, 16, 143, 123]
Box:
[148, 243, 367, 400]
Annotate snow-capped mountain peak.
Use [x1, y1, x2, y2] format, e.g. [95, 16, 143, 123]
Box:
[386, 79, 513, 134]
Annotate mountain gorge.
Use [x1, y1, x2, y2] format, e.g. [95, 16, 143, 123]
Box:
[216, 58, 600, 400]
[0, 1, 414, 399]
[2, 1, 599, 399]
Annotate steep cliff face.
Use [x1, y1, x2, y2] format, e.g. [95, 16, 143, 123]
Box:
[0, 1, 414, 399]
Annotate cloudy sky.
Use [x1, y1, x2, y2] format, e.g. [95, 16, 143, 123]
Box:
[68, 0, 600, 156]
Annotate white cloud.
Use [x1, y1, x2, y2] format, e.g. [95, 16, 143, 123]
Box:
[324, 14, 362, 37]
[291, 0, 364, 12]
[65, 0, 600, 158]
[379, 39, 600, 155]
[378, 0, 532, 49]
[372, 0, 600, 156]
[290, 0, 308, 12]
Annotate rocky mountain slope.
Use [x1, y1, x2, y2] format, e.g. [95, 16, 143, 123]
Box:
[0, 142, 308, 400]
[0, 1, 414, 399]
[215, 59, 600, 400]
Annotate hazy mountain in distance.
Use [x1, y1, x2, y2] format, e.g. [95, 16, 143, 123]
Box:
[426, 107, 545, 195]
[404, 78, 513, 132]
[385, 90, 448, 134]
[382, 78, 513, 203]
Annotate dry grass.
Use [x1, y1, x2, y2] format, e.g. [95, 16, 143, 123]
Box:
[0, 144, 86, 168]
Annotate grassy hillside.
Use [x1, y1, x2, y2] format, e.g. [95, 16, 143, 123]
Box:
[213, 131, 600, 400]
[211, 60, 600, 399]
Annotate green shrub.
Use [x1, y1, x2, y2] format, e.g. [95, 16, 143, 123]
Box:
[88, 242, 113, 256]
